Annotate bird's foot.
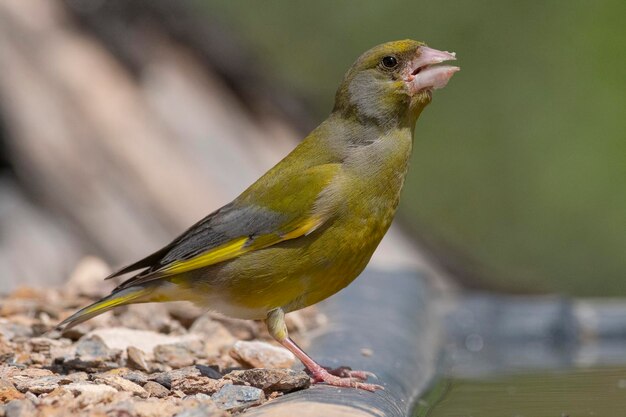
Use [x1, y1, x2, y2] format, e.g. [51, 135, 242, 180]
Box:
[323, 366, 376, 381]
[275, 334, 383, 392]
[309, 367, 383, 392]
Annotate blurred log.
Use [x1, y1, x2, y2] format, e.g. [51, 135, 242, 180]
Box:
[0, 0, 180, 260]
[62, 0, 316, 133]
[0, 0, 447, 289]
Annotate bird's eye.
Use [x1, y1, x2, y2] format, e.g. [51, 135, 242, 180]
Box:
[381, 56, 398, 69]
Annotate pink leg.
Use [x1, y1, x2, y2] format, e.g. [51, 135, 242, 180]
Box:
[281, 337, 384, 392]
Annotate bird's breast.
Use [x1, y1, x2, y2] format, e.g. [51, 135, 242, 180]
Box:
[193, 127, 414, 317]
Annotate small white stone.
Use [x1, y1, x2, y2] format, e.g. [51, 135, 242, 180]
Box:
[87, 327, 202, 356]
[93, 374, 149, 398]
[65, 382, 118, 406]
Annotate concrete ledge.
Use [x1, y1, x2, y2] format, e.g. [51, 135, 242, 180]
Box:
[248, 269, 441, 417]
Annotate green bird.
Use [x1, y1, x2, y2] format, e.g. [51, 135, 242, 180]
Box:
[58, 40, 458, 391]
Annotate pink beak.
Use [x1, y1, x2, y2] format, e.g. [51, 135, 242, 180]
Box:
[406, 46, 459, 94]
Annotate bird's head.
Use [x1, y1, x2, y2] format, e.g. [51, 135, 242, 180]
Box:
[333, 40, 459, 126]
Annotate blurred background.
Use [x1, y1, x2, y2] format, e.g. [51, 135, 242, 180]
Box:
[0, 0, 624, 296]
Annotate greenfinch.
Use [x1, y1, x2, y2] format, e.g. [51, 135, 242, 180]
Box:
[58, 40, 458, 391]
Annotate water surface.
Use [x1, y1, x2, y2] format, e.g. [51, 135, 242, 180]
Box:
[417, 367, 626, 417]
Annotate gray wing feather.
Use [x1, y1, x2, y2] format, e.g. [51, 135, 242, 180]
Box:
[106, 202, 286, 284]
[161, 202, 284, 263]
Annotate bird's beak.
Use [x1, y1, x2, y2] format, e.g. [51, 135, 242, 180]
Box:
[405, 46, 459, 95]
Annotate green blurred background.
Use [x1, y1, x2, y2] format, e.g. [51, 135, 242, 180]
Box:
[205, 0, 626, 295]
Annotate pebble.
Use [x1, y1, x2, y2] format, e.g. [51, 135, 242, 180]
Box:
[8, 369, 58, 393]
[151, 366, 221, 390]
[105, 398, 180, 417]
[39, 386, 74, 406]
[224, 369, 310, 394]
[28, 352, 47, 365]
[8, 367, 54, 381]
[115, 304, 184, 334]
[93, 374, 149, 398]
[65, 372, 90, 383]
[88, 327, 202, 355]
[0, 321, 33, 341]
[127, 346, 151, 372]
[62, 335, 120, 371]
[64, 382, 118, 406]
[99, 368, 149, 386]
[15, 375, 63, 394]
[0, 336, 13, 358]
[175, 408, 224, 417]
[75, 335, 112, 358]
[153, 344, 196, 369]
[176, 396, 227, 417]
[22, 392, 38, 405]
[211, 385, 264, 412]
[166, 303, 205, 328]
[110, 368, 149, 385]
[230, 341, 295, 369]
[3, 399, 35, 417]
[189, 316, 236, 357]
[28, 337, 69, 354]
[0, 381, 24, 402]
[59, 324, 90, 342]
[207, 315, 260, 341]
[175, 375, 226, 396]
[196, 365, 222, 380]
[143, 381, 170, 398]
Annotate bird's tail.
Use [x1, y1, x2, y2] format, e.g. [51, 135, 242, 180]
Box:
[56, 286, 150, 332]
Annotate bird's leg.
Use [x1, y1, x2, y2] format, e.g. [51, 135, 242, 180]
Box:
[266, 308, 383, 392]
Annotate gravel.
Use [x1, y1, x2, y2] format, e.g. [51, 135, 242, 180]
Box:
[0, 279, 321, 417]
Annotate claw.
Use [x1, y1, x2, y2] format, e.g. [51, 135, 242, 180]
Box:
[325, 366, 376, 381]
[311, 368, 384, 392]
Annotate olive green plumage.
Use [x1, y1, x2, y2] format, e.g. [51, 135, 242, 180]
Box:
[58, 39, 456, 332]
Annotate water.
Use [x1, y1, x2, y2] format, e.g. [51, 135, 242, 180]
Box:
[423, 294, 626, 416]
[416, 367, 626, 417]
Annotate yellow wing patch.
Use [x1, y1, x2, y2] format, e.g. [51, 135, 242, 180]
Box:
[160, 236, 249, 275]
[280, 216, 325, 240]
[156, 216, 324, 277]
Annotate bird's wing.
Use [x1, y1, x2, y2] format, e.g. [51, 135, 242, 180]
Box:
[108, 163, 341, 289]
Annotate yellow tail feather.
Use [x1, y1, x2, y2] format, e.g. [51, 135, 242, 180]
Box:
[56, 287, 148, 332]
